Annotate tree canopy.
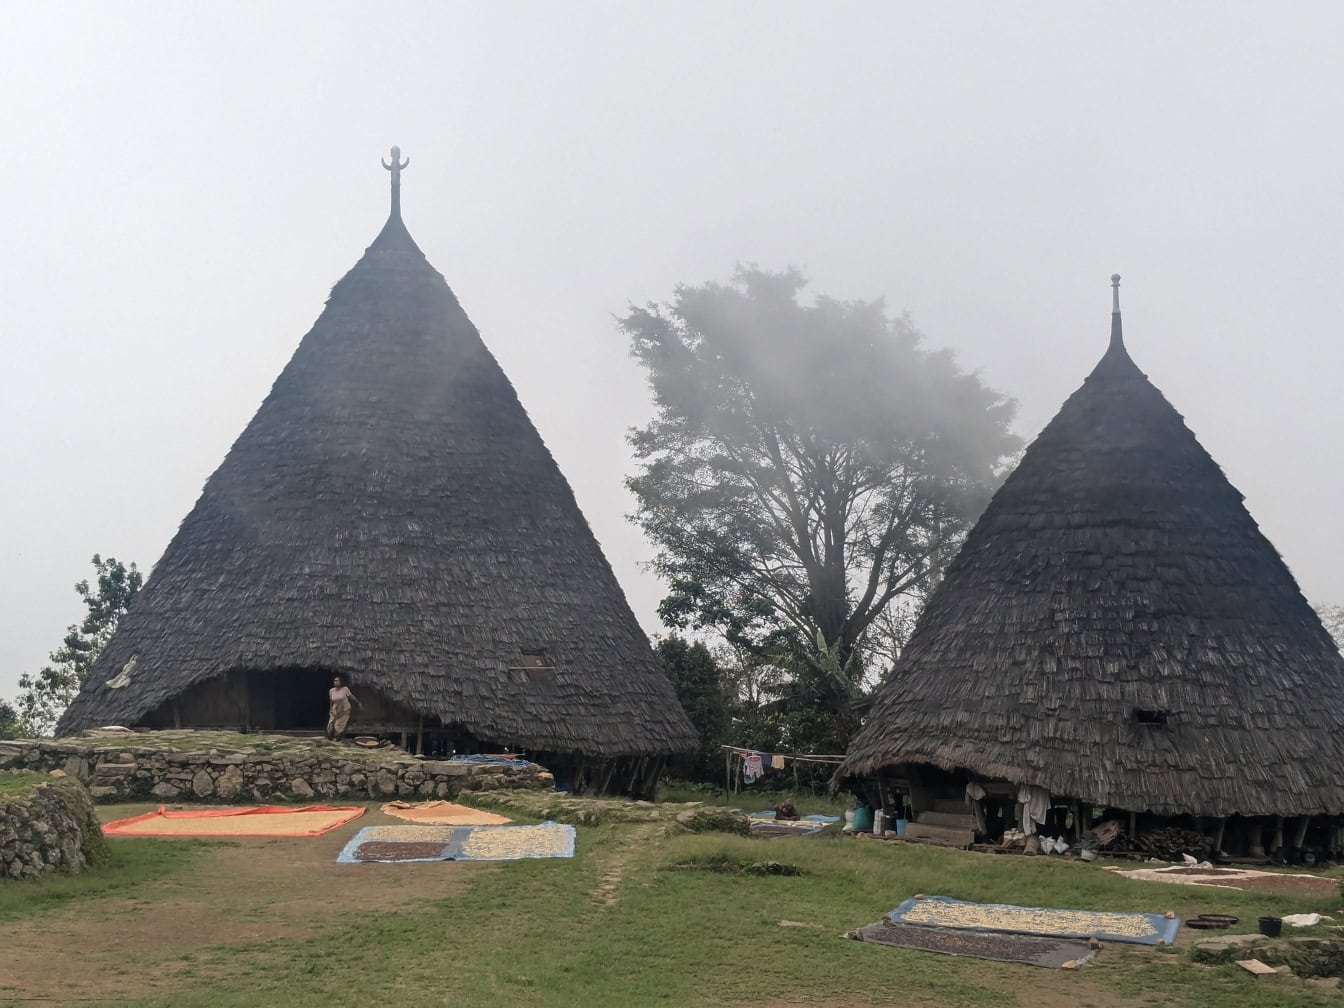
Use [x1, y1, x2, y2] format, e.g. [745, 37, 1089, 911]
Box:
[13, 555, 142, 736]
[655, 635, 729, 781]
[624, 267, 1019, 723]
[1317, 603, 1344, 652]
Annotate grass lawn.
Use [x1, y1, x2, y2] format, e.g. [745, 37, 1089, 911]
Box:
[1, 798, 1341, 1007]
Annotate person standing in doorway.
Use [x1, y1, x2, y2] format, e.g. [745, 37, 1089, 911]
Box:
[327, 675, 361, 741]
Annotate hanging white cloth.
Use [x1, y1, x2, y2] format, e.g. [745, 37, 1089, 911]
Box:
[1017, 784, 1051, 835]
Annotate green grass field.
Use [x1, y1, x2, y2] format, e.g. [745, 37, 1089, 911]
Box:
[1, 799, 1341, 1007]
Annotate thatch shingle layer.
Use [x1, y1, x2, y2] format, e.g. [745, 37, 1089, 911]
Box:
[58, 205, 697, 757]
[839, 311, 1344, 816]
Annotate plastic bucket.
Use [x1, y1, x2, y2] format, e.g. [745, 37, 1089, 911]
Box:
[894, 818, 907, 836]
[1257, 916, 1282, 938]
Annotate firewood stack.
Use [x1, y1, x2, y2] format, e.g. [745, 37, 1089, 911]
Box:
[1134, 826, 1211, 862]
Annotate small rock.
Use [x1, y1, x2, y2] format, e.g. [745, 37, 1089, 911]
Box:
[47, 769, 66, 779]
[290, 778, 315, 799]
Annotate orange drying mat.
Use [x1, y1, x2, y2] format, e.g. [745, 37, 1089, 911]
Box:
[102, 805, 365, 837]
[380, 800, 511, 826]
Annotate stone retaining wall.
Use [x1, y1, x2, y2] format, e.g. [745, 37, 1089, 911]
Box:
[0, 739, 553, 805]
[1, 773, 108, 880]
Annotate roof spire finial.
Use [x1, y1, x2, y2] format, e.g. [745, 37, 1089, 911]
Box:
[381, 145, 410, 217]
[1109, 273, 1123, 350]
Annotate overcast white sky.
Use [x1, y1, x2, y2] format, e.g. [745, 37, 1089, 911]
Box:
[4, 2, 1344, 701]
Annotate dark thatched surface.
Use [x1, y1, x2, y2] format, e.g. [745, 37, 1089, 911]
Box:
[839, 306, 1344, 816]
[58, 202, 697, 757]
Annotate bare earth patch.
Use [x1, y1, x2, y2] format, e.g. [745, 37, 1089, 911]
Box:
[0, 804, 481, 1003]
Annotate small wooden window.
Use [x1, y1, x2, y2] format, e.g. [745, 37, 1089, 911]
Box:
[510, 650, 556, 680]
[1132, 708, 1168, 727]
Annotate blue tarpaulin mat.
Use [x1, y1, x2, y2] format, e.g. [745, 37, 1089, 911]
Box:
[887, 896, 1180, 946]
[445, 754, 532, 767]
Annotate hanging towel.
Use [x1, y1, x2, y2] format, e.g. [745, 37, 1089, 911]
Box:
[742, 751, 764, 784]
[770, 754, 786, 770]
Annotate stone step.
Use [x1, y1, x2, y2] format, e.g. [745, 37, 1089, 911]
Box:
[903, 822, 976, 848]
[917, 810, 978, 829]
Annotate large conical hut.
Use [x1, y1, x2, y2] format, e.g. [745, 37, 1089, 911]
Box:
[58, 150, 697, 792]
[837, 278, 1344, 858]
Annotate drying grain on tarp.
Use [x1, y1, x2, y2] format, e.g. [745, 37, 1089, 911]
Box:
[850, 920, 1097, 969]
[336, 821, 577, 863]
[353, 841, 450, 862]
[888, 896, 1180, 945]
[379, 800, 511, 825]
[103, 805, 365, 838]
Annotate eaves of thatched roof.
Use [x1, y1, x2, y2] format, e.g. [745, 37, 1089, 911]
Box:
[839, 279, 1344, 816]
[57, 153, 697, 757]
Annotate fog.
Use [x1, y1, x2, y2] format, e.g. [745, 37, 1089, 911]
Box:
[4, 2, 1344, 700]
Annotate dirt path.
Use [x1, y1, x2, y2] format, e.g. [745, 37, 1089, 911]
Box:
[590, 821, 661, 908]
[0, 805, 483, 1004]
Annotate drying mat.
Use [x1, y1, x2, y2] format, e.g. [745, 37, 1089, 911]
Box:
[337, 821, 576, 863]
[356, 824, 458, 843]
[1112, 866, 1340, 897]
[355, 841, 452, 862]
[751, 822, 828, 838]
[854, 920, 1097, 969]
[380, 800, 511, 826]
[889, 896, 1180, 946]
[103, 805, 364, 838]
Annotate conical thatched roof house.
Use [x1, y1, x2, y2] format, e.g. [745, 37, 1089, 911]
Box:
[59, 151, 697, 783]
[839, 278, 1344, 840]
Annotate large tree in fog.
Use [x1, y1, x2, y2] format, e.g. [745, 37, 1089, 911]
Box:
[624, 267, 1018, 716]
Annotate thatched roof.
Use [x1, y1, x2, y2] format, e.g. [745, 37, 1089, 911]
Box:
[58, 161, 697, 757]
[839, 284, 1344, 816]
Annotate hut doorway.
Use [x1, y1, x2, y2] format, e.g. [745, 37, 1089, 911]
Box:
[273, 668, 339, 731]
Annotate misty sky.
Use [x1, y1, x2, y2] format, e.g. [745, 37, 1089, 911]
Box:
[4, 2, 1344, 701]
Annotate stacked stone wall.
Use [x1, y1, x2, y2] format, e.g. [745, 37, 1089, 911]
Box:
[0, 739, 553, 805]
[1, 773, 107, 880]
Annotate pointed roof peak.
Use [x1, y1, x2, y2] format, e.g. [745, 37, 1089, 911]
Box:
[367, 145, 423, 256]
[1088, 271, 1143, 381]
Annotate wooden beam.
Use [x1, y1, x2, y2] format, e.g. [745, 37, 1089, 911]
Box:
[1293, 815, 1310, 851]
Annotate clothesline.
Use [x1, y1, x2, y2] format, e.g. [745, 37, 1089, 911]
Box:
[720, 744, 846, 764]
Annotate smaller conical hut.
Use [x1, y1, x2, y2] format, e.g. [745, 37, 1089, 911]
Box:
[837, 278, 1344, 860]
[57, 150, 697, 794]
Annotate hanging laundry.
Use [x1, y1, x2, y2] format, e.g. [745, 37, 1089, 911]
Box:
[770, 753, 786, 770]
[1017, 784, 1051, 835]
[742, 751, 764, 784]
